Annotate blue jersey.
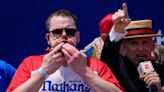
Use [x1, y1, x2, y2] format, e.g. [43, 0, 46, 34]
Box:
[0, 60, 16, 92]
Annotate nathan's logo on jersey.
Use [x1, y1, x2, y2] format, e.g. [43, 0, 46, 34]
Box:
[41, 80, 90, 92]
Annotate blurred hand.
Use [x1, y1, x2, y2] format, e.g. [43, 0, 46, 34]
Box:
[112, 3, 131, 33]
[62, 43, 88, 75]
[92, 37, 104, 59]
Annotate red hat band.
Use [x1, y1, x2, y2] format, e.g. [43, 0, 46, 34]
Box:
[126, 28, 153, 36]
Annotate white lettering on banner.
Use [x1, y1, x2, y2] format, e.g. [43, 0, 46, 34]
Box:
[154, 29, 164, 45]
[41, 80, 90, 92]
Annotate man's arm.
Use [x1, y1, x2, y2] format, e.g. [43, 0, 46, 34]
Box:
[6, 55, 45, 92]
[7, 43, 65, 92]
[80, 67, 122, 92]
[100, 2, 130, 74]
[12, 71, 46, 92]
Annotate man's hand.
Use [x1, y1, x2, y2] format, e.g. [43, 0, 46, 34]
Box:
[41, 42, 66, 75]
[144, 72, 162, 92]
[112, 3, 131, 33]
[141, 71, 162, 92]
[92, 37, 104, 59]
[62, 43, 88, 75]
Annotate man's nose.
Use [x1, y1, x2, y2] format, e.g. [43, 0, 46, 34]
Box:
[138, 44, 144, 51]
[61, 30, 68, 38]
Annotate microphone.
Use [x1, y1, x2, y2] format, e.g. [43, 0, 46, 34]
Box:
[137, 60, 154, 76]
[137, 59, 157, 92]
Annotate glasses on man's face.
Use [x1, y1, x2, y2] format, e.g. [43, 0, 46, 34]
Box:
[50, 28, 77, 37]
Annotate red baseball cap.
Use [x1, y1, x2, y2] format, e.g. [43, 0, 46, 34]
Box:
[99, 13, 113, 33]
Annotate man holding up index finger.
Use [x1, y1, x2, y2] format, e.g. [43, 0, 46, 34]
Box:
[101, 3, 164, 92]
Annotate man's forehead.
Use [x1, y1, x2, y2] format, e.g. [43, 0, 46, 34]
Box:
[50, 16, 74, 22]
[51, 16, 75, 24]
[49, 16, 76, 30]
[126, 37, 153, 42]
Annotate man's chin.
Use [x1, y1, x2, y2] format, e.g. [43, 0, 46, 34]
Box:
[130, 59, 140, 66]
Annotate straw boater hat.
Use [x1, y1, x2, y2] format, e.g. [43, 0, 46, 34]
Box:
[124, 20, 162, 39]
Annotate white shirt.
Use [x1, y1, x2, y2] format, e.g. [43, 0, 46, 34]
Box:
[109, 27, 127, 42]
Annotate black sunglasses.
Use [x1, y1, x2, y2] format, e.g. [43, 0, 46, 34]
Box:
[50, 28, 77, 36]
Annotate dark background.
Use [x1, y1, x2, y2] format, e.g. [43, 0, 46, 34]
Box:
[0, 0, 163, 68]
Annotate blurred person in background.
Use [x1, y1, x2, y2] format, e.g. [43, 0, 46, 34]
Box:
[0, 59, 16, 92]
[151, 43, 164, 65]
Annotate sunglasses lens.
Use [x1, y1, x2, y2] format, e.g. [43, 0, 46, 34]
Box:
[65, 29, 77, 36]
[51, 29, 63, 34]
[50, 28, 77, 36]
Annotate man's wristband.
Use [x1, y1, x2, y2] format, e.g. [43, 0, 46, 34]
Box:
[38, 68, 49, 78]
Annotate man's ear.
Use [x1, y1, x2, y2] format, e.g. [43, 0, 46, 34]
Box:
[45, 33, 50, 45]
[76, 31, 80, 43]
[120, 43, 127, 56]
[152, 42, 155, 50]
[77, 38, 80, 43]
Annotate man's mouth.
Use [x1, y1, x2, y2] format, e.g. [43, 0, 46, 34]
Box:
[136, 54, 145, 57]
[62, 40, 68, 43]
[136, 54, 146, 62]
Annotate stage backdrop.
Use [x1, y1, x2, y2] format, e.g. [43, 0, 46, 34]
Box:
[0, 0, 163, 68]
